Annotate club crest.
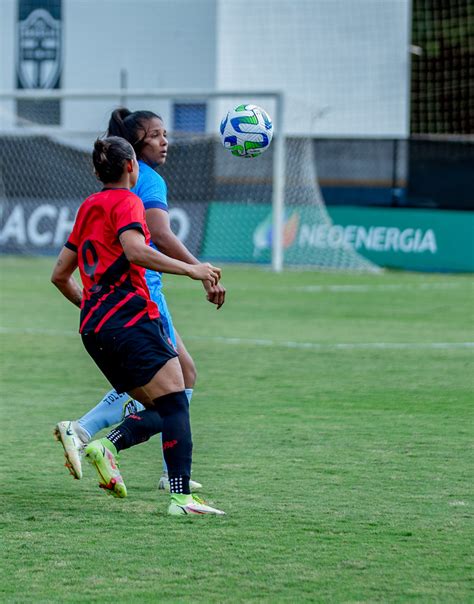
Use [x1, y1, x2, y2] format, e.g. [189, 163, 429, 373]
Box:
[17, 8, 62, 89]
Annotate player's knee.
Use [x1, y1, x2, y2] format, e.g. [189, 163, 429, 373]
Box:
[153, 391, 189, 417]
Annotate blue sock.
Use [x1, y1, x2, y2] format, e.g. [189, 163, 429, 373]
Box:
[162, 388, 193, 475]
[78, 388, 145, 439]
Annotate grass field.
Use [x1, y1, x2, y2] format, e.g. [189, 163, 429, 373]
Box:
[1, 255, 473, 603]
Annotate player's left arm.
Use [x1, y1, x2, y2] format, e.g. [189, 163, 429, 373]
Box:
[146, 207, 226, 309]
[51, 246, 82, 308]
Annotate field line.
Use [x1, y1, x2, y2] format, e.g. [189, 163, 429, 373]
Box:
[185, 336, 474, 351]
[1, 326, 473, 351]
[295, 283, 470, 293]
[163, 281, 471, 294]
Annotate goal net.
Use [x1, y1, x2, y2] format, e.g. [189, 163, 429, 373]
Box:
[410, 0, 473, 136]
[205, 134, 380, 271]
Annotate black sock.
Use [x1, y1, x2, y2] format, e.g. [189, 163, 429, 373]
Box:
[105, 409, 163, 453]
[153, 391, 192, 494]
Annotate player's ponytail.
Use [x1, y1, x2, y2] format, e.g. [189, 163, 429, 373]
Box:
[107, 108, 162, 156]
[108, 108, 132, 138]
[92, 136, 134, 184]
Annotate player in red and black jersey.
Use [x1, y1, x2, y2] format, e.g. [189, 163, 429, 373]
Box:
[51, 136, 225, 516]
[65, 185, 160, 335]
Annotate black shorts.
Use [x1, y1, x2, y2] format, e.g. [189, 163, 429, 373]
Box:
[81, 319, 178, 394]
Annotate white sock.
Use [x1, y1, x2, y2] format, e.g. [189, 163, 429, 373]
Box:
[78, 389, 145, 440]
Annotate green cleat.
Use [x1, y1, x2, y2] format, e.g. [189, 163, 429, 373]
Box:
[84, 439, 127, 498]
[168, 494, 225, 516]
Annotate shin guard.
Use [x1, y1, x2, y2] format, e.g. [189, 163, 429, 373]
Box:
[153, 391, 192, 490]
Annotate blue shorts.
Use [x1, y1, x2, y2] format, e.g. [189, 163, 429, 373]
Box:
[81, 319, 177, 394]
[147, 283, 177, 349]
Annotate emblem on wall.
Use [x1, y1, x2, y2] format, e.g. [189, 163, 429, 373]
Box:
[17, 8, 62, 89]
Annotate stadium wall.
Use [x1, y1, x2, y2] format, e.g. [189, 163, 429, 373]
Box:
[0, 0, 410, 136]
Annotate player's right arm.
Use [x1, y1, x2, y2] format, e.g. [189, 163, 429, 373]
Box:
[146, 207, 226, 309]
[51, 246, 82, 308]
[119, 228, 221, 284]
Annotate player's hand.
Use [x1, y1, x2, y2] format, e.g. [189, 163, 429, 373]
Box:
[188, 262, 221, 285]
[202, 280, 226, 309]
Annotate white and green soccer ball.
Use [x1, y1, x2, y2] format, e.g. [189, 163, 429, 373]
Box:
[220, 104, 273, 158]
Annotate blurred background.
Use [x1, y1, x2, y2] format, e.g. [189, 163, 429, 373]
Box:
[0, 0, 472, 271]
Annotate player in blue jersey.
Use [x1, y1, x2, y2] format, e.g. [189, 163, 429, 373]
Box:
[55, 109, 226, 490]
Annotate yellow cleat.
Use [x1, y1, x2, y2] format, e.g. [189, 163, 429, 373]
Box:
[84, 440, 127, 498]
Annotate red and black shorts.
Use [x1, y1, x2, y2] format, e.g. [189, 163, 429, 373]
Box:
[81, 318, 178, 394]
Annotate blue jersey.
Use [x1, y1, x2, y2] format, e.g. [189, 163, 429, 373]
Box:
[132, 160, 168, 290]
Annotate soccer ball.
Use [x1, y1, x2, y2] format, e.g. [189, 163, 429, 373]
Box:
[220, 104, 273, 158]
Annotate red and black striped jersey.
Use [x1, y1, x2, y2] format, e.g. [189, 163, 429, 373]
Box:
[65, 188, 159, 334]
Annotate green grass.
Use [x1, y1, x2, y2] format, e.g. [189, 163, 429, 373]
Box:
[1, 255, 473, 603]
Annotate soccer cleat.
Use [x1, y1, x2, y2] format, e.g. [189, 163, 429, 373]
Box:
[158, 474, 203, 492]
[54, 421, 87, 480]
[84, 440, 127, 498]
[168, 494, 225, 516]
